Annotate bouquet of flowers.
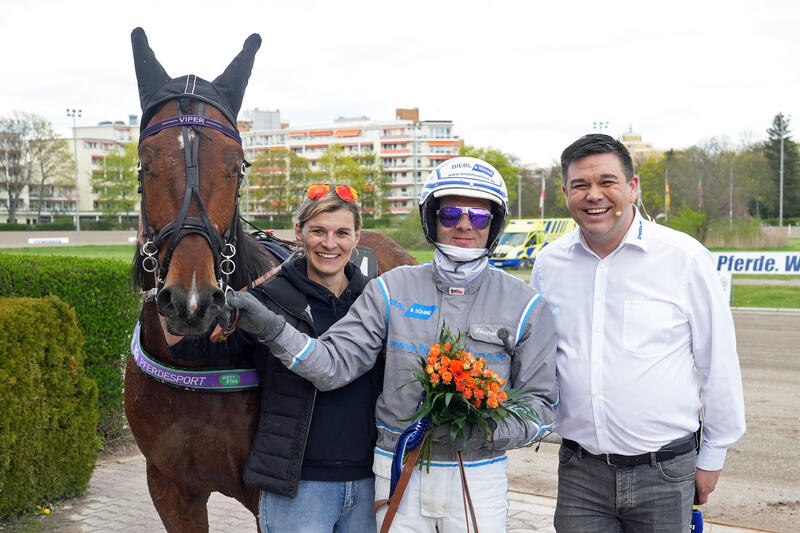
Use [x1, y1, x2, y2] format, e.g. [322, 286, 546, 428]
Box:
[401, 324, 540, 471]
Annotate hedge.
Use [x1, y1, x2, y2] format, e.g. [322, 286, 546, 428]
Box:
[0, 255, 140, 441]
[0, 296, 98, 519]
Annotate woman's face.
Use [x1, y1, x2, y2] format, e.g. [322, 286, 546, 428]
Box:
[296, 208, 360, 283]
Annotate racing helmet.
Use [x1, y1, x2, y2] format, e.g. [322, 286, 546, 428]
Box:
[419, 156, 509, 252]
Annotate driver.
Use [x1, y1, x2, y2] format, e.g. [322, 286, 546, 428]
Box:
[228, 156, 559, 532]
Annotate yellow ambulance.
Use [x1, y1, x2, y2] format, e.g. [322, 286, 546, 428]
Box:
[489, 218, 576, 270]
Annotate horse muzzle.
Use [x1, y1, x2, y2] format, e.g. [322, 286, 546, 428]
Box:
[156, 283, 227, 336]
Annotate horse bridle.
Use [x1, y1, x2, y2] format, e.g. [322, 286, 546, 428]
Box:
[137, 101, 248, 298]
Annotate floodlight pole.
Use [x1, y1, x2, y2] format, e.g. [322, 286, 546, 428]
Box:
[67, 108, 82, 238]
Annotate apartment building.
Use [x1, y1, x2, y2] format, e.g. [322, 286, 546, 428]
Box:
[240, 107, 463, 215]
[0, 116, 140, 224]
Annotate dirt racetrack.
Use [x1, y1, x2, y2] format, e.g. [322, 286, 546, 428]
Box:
[506, 308, 800, 533]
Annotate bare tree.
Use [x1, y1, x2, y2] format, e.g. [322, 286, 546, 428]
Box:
[0, 112, 74, 223]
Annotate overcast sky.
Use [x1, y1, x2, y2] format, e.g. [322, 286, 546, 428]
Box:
[2, 0, 799, 167]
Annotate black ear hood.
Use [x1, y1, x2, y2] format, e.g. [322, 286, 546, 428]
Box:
[131, 27, 261, 129]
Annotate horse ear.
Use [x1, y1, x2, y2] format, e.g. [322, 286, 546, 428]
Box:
[131, 27, 171, 111]
[212, 33, 262, 122]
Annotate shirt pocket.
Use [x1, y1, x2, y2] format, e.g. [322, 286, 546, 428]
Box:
[622, 300, 674, 355]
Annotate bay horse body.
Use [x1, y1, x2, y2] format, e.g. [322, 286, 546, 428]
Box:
[126, 26, 417, 533]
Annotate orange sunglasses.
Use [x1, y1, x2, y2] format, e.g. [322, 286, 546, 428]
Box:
[305, 183, 359, 203]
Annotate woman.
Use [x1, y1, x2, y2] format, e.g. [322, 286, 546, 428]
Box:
[168, 184, 380, 532]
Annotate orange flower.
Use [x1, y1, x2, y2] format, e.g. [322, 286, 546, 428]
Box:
[441, 371, 453, 384]
[490, 381, 501, 393]
[450, 360, 464, 374]
[426, 364, 435, 374]
[463, 388, 473, 399]
[444, 343, 452, 351]
[429, 344, 441, 357]
[441, 356, 451, 367]
[430, 373, 440, 384]
[474, 389, 485, 400]
[473, 399, 482, 407]
[498, 391, 508, 402]
[487, 396, 499, 409]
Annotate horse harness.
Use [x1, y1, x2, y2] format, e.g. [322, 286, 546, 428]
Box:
[137, 101, 248, 300]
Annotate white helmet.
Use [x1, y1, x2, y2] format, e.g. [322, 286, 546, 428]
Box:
[419, 156, 509, 252]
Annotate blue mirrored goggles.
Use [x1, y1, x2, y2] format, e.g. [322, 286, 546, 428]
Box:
[436, 206, 493, 230]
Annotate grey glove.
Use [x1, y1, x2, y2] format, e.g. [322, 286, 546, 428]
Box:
[430, 419, 497, 451]
[226, 290, 286, 343]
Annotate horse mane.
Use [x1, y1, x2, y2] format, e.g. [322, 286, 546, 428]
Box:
[132, 216, 278, 291]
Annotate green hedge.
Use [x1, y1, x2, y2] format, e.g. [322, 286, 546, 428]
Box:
[0, 255, 140, 441]
[0, 218, 76, 231]
[0, 296, 98, 519]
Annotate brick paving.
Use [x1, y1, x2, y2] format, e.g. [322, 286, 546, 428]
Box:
[33, 451, 759, 532]
[42, 452, 556, 532]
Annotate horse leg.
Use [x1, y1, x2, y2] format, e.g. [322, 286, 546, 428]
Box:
[146, 460, 211, 532]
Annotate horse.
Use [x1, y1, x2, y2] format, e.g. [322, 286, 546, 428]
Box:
[126, 28, 417, 533]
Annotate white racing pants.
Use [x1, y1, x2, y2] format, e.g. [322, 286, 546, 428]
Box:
[373, 450, 509, 533]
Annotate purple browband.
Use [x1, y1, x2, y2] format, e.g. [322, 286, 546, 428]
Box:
[130, 321, 259, 391]
[139, 114, 242, 144]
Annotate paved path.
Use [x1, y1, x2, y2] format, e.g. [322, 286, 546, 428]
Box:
[27, 451, 765, 532]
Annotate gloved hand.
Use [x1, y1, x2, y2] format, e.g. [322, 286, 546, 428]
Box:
[430, 419, 496, 451]
[226, 291, 286, 343]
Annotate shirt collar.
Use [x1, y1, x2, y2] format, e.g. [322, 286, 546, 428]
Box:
[567, 205, 649, 256]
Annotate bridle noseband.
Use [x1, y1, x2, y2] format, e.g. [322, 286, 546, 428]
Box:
[138, 101, 248, 299]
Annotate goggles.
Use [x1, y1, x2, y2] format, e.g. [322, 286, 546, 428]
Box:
[305, 183, 359, 203]
[436, 206, 493, 230]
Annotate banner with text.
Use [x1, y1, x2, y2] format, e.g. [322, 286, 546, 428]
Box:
[711, 252, 800, 274]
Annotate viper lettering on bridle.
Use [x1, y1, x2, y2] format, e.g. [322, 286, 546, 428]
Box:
[137, 101, 249, 300]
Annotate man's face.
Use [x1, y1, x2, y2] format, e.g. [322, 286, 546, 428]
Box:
[436, 195, 492, 249]
[563, 152, 638, 257]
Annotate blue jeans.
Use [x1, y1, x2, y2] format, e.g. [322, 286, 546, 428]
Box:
[259, 477, 376, 533]
[554, 443, 695, 533]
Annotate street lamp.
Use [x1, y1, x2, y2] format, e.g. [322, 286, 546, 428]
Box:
[66, 108, 81, 238]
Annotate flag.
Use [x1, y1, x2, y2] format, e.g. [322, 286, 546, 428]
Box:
[539, 175, 545, 214]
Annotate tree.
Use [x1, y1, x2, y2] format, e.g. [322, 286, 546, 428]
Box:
[460, 145, 520, 209]
[248, 147, 311, 219]
[315, 145, 390, 218]
[635, 156, 666, 217]
[516, 164, 569, 219]
[763, 113, 800, 220]
[32, 135, 73, 221]
[90, 142, 138, 219]
[0, 112, 73, 224]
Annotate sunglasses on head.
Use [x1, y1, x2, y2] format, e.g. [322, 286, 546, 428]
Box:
[436, 206, 493, 230]
[305, 183, 359, 203]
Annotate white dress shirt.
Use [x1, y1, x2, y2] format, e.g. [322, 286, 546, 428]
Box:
[530, 208, 745, 471]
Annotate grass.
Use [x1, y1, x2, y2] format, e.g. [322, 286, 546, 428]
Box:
[732, 286, 800, 309]
[710, 236, 800, 252]
[0, 245, 796, 308]
[0, 245, 135, 262]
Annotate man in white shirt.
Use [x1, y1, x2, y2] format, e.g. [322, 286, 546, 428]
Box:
[530, 134, 746, 532]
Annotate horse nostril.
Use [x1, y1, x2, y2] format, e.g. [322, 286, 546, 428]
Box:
[211, 289, 226, 311]
[156, 287, 178, 317]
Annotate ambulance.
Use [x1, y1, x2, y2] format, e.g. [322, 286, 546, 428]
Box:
[489, 218, 576, 269]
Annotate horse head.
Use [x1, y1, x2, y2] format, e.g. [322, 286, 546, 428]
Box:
[131, 28, 265, 336]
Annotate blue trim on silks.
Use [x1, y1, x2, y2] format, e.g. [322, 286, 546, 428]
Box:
[389, 393, 430, 499]
[377, 277, 390, 333]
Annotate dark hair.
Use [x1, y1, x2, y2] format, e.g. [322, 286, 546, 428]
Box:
[560, 134, 634, 187]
